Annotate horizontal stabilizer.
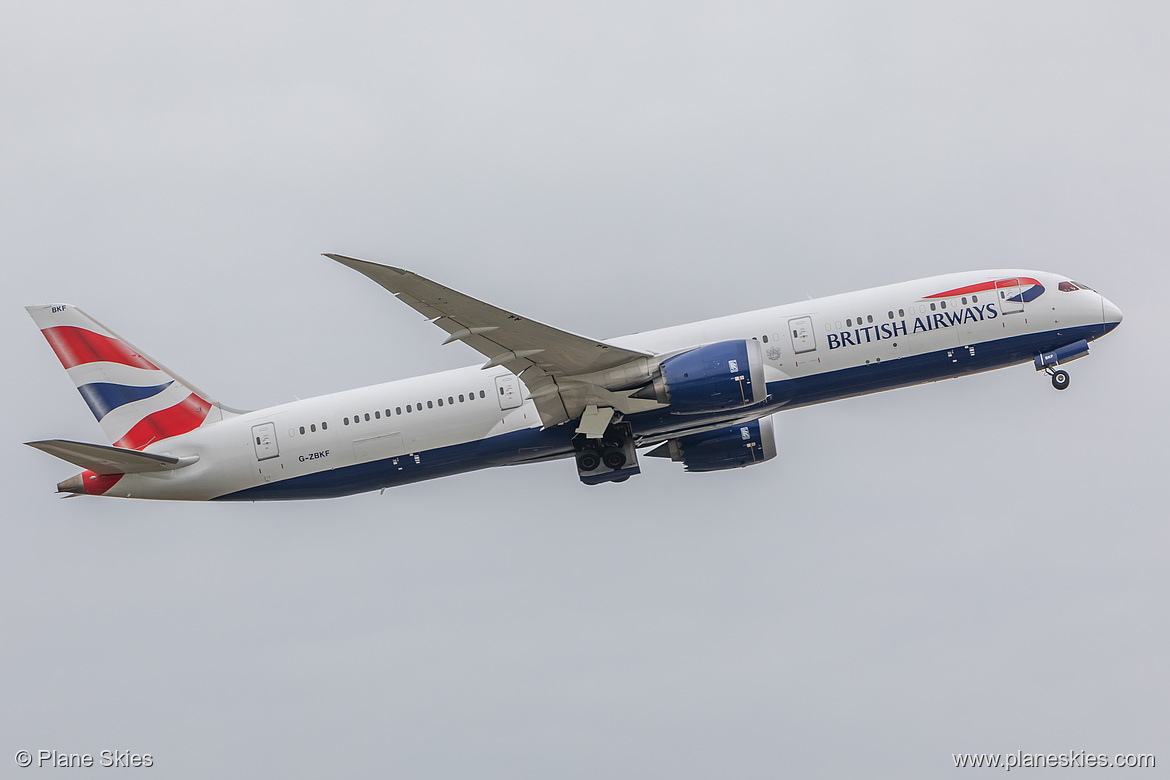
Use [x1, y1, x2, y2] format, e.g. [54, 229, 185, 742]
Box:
[25, 439, 196, 475]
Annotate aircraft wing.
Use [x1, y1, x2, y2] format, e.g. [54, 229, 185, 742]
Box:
[327, 254, 656, 427]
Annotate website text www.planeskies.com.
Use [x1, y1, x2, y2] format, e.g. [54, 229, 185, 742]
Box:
[953, 750, 1154, 771]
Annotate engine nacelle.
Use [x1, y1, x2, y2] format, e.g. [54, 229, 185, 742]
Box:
[636, 339, 767, 414]
[648, 416, 777, 472]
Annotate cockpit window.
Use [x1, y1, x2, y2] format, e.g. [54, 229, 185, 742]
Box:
[1074, 281, 1095, 291]
[1058, 281, 1080, 292]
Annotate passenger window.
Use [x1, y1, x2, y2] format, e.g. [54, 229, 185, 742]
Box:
[427, 401, 433, 409]
[846, 318, 852, 327]
[396, 407, 402, 415]
[961, 297, 967, 305]
[898, 308, 905, 317]
[364, 413, 370, 421]
[406, 405, 412, 413]
[385, 409, 391, 417]
[762, 334, 768, 343]
[299, 426, 305, 434]
[459, 394, 465, 402]
[940, 300, 947, 309]
[438, 398, 444, 407]
[887, 311, 893, 319]
[867, 315, 873, 323]
[480, 390, 485, 398]
[448, 396, 454, 405]
[344, 417, 350, 425]
[311, 424, 317, 432]
[972, 295, 978, 303]
[375, 411, 381, 419]
[930, 303, 937, 311]
[321, 422, 327, 430]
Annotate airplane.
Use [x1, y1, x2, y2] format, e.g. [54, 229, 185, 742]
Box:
[25, 256, 1122, 501]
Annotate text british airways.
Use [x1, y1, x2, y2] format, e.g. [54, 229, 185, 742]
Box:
[826, 303, 999, 350]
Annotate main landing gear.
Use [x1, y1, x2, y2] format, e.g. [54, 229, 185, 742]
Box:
[573, 421, 641, 485]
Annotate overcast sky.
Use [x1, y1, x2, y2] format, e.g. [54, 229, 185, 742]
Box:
[2, 2, 1167, 777]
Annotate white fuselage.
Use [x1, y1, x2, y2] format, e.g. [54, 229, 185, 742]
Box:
[84, 269, 1121, 500]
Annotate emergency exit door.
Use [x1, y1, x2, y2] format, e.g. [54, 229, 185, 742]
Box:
[252, 423, 279, 460]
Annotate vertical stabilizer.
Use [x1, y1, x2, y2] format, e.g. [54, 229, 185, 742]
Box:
[26, 304, 229, 450]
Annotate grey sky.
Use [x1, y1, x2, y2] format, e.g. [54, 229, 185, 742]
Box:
[3, 2, 1167, 777]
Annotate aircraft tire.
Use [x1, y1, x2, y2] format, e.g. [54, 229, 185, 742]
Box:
[602, 448, 627, 470]
[577, 450, 601, 471]
[1051, 370, 1070, 390]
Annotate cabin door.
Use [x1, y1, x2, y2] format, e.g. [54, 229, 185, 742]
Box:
[996, 278, 1024, 315]
[252, 423, 279, 461]
[495, 374, 523, 410]
[788, 316, 817, 354]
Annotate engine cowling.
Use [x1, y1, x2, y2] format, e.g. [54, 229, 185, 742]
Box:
[648, 416, 777, 472]
[636, 339, 767, 414]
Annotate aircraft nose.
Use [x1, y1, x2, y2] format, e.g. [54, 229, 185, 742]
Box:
[1101, 295, 1123, 332]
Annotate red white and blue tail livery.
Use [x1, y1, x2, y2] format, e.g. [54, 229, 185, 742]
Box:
[26, 260, 1123, 501]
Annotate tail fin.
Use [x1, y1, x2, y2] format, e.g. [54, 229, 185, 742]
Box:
[26, 304, 229, 450]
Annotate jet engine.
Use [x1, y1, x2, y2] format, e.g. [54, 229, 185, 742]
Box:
[647, 416, 777, 472]
[634, 339, 767, 414]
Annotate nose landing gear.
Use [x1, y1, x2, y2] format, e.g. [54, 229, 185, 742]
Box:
[1034, 340, 1088, 391]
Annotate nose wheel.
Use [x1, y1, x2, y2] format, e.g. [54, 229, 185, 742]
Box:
[1046, 367, 1070, 390]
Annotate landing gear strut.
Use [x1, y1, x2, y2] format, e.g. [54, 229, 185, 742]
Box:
[1045, 367, 1070, 390]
